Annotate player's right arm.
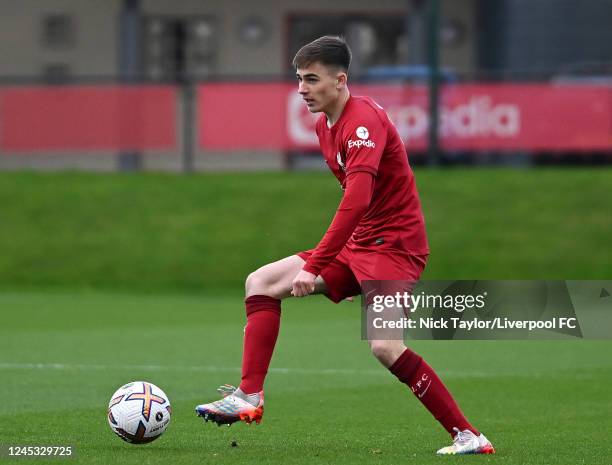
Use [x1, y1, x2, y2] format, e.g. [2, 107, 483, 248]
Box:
[301, 109, 386, 278]
[300, 170, 374, 279]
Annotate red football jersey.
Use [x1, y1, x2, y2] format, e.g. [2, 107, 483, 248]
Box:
[303, 95, 429, 275]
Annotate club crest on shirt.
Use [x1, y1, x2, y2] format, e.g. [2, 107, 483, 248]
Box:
[356, 126, 369, 139]
[348, 125, 376, 150]
[336, 151, 346, 171]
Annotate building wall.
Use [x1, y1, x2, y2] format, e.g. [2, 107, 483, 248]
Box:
[0, 0, 476, 171]
[143, 0, 476, 76]
[440, 0, 476, 71]
[0, 0, 121, 78]
[0, 0, 476, 79]
[479, 0, 612, 77]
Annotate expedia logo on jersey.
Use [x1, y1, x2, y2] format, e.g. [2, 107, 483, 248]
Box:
[347, 126, 376, 150]
[348, 139, 376, 149]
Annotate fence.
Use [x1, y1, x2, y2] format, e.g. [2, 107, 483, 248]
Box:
[1, 79, 611, 171]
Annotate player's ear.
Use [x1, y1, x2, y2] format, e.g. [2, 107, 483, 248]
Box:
[336, 72, 347, 89]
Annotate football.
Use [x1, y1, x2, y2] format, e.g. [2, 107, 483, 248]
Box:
[107, 381, 172, 444]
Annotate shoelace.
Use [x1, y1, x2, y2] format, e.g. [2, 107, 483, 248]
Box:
[217, 384, 237, 398]
[452, 427, 476, 446]
[217, 384, 261, 406]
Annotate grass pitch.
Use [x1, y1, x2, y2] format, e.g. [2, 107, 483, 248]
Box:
[1, 168, 610, 463]
[1, 291, 611, 464]
[1, 169, 611, 292]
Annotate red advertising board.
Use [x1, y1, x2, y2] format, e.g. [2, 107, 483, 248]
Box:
[197, 82, 612, 152]
[198, 83, 289, 150]
[0, 85, 177, 152]
[1, 83, 609, 154]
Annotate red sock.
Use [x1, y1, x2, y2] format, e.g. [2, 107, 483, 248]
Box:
[389, 348, 479, 437]
[239, 295, 281, 394]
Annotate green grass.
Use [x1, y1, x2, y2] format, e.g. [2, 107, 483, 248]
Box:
[1, 169, 611, 463]
[1, 291, 611, 464]
[0, 169, 611, 292]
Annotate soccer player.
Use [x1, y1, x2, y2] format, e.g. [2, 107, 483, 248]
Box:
[196, 36, 494, 456]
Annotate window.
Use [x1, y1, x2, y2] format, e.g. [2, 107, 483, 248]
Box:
[42, 63, 72, 82]
[287, 14, 407, 77]
[41, 13, 76, 49]
[143, 16, 217, 81]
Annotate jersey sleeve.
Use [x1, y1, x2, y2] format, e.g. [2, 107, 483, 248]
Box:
[341, 111, 387, 176]
[302, 171, 374, 276]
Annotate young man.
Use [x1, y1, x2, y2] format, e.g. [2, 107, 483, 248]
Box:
[196, 36, 494, 456]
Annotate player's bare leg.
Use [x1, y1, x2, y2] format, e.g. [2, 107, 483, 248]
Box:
[368, 339, 406, 367]
[244, 255, 328, 299]
[365, 300, 407, 366]
[196, 255, 326, 426]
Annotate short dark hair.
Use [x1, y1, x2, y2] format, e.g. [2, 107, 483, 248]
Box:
[292, 35, 352, 72]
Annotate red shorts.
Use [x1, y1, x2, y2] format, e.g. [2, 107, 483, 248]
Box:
[297, 246, 428, 303]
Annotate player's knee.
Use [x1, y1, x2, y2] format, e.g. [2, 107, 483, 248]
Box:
[245, 269, 276, 297]
[245, 271, 264, 295]
[369, 340, 400, 365]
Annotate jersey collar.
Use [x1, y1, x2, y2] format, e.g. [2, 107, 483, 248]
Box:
[326, 95, 353, 133]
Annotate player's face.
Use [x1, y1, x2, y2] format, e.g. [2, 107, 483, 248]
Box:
[296, 62, 346, 114]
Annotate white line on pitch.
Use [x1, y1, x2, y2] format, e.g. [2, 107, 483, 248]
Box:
[0, 361, 595, 379]
[0, 362, 383, 376]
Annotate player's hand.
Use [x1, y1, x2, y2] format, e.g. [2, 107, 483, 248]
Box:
[291, 270, 317, 297]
